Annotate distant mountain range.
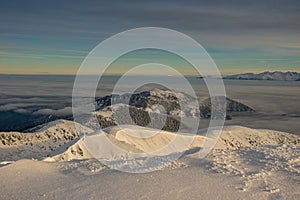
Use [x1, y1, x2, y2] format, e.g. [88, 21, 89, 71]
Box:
[223, 71, 300, 81]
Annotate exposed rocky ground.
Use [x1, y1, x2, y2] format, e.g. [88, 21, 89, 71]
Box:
[94, 89, 255, 130]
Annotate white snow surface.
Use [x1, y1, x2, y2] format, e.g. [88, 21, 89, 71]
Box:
[0, 119, 299, 199]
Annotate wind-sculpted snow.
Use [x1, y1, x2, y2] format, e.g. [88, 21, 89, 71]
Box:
[1, 120, 300, 199]
[1, 119, 299, 164]
[0, 120, 91, 161]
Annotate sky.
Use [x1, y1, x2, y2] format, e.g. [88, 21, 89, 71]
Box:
[0, 0, 300, 75]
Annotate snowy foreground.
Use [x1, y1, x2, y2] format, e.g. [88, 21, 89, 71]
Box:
[0, 120, 299, 199]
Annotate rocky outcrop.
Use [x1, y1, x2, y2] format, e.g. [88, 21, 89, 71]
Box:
[199, 96, 254, 119]
[96, 105, 186, 132]
[94, 89, 255, 130]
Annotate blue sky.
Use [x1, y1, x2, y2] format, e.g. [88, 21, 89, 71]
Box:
[0, 0, 300, 74]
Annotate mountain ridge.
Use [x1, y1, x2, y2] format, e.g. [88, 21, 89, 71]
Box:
[94, 89, 254, 130]
[223, 71, 300, 81]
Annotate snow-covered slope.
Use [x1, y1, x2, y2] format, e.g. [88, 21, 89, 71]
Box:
[0, 120, 91, 161]
[0, 121, 299, 199]
[1, 120, 299, 163]
[224, 71, 300, 81]
[40, 124, 300, 163]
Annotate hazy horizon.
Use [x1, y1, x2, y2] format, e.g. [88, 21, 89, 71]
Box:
[1, 69, 300, 76]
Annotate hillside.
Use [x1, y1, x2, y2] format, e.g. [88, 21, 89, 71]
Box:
[94, 89, 254, 129]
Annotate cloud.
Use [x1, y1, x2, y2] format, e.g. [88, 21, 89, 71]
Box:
[0, 95, 73, 117]
[14, 108, 31, 114]
[0, 102, 72, 116]
[0, 0, 299, 74]
[0, 46, 89, 54]
[0, 52, 85, 59]
[1, 0, 300, 36]
[0, 51, 10, 55]
[33, 107, 72, 116]
[0, 103, 35, 112]
[75, 0, 300, 32]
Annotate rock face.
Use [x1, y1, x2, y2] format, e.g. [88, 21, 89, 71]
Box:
[199, 96, 254, 119]
[95, 91, 151, 110]
[95, 89, 182, 115]
[223, 71, 300, 81]
[94, 89, 254, 130]
[96, 104, 187, 132]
